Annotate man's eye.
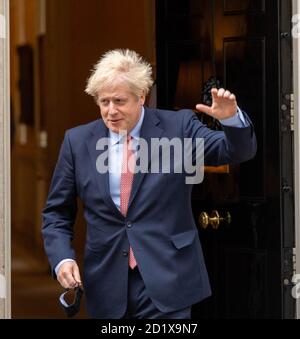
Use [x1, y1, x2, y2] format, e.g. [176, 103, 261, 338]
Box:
[100, 100, 109, 105]
[115, 99, 126, 104]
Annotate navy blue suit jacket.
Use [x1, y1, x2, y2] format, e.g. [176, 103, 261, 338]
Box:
[42, 107, 257, 318]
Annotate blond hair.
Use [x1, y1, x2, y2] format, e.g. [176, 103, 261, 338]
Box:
[85, 49, 153, 101]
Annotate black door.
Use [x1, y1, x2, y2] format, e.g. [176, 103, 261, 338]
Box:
[156, 0, 295, 318]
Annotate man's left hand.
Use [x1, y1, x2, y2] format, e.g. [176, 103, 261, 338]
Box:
[196, 88, 238, 120]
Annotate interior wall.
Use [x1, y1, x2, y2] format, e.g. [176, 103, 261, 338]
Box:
[10, 0, 38, 138]
[10, 0, 45, 256]
[10, 0, 156, 266]
[44, 0, 156, 259]
[45, 0, 156, 170]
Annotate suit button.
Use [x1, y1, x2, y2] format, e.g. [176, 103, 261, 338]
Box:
[126, 221, 132, 228]
[123, 250, 128, 257]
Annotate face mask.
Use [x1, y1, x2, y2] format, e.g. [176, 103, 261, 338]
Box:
[59, 286, 84, 318]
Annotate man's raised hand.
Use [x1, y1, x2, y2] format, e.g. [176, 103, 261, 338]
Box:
[196, 88, 238, 120]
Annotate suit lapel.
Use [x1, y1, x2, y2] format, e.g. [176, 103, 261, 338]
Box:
[128, 108, 163, 209]
[85, 119, 123, 218]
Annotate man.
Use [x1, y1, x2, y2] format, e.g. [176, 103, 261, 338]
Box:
[42, 49, 256, 319]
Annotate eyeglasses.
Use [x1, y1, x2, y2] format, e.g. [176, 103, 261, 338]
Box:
[59, 286, 84, 318]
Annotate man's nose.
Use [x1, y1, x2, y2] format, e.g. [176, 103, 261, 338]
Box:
[108, 101, 118, 114]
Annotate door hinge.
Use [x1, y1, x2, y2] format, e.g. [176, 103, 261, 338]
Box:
[281, 93, 294, 132]
[293, 248, 297, 276]
[290, 94, 295, 131]
[285, 249, 297, 288]
[283, 248, 295, 286]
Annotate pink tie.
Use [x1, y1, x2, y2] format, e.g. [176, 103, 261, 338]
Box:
[120, 135, 137, 269]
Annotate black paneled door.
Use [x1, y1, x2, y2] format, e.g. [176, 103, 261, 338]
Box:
[156, 0, 295, 318]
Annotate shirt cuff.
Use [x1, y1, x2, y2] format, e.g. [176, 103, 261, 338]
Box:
[219, 107, 248, 127]
[55, 259, 76, 275]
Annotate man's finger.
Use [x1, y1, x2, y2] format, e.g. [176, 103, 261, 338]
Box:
[62, 279, 74, 290]
[196, 104, 213, 116]
[217, 88, 225, 98]
[211, 88, 218, 101]
[224, 90, 231, 98]
[62, 272, 78, 288]
[229, 93, 236, 101]
[58, 274, 75, 289]
[72, 265, 82, 285]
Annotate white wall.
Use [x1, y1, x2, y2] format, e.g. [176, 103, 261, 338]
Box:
[0, 0, 11, 319]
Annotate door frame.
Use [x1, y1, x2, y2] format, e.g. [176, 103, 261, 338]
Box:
[293, 0, 300, 320]
[0, 0, 11, 319]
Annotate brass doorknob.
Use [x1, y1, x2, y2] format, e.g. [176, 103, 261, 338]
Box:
[199, 210, 231, 230]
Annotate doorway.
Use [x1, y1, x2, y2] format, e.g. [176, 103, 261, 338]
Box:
[156, 0, 295, 318]
[9, 0, 156, 318]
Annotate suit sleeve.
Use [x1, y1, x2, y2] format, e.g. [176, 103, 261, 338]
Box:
[182, 109, 257, 166]
[42, 131, 78, 273]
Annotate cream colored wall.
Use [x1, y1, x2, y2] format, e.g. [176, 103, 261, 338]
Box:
[43, 0, 156, 258]
[10, 0, 40, 258]
[7, 0, 156, 317]
[10, 0, 51, 260]
[0, 0, 11, 319]
[9, 0, 156, 259]
[10, 0, 41, 142]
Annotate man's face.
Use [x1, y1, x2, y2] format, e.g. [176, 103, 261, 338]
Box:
[98, 82, 145, 134]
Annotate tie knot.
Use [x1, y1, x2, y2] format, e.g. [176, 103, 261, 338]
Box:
[127, 135, 132, 143]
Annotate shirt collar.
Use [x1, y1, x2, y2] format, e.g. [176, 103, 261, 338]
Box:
[109, 107, 145, 145]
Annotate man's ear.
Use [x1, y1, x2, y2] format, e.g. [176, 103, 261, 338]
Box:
[140, 92, 146, 106]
